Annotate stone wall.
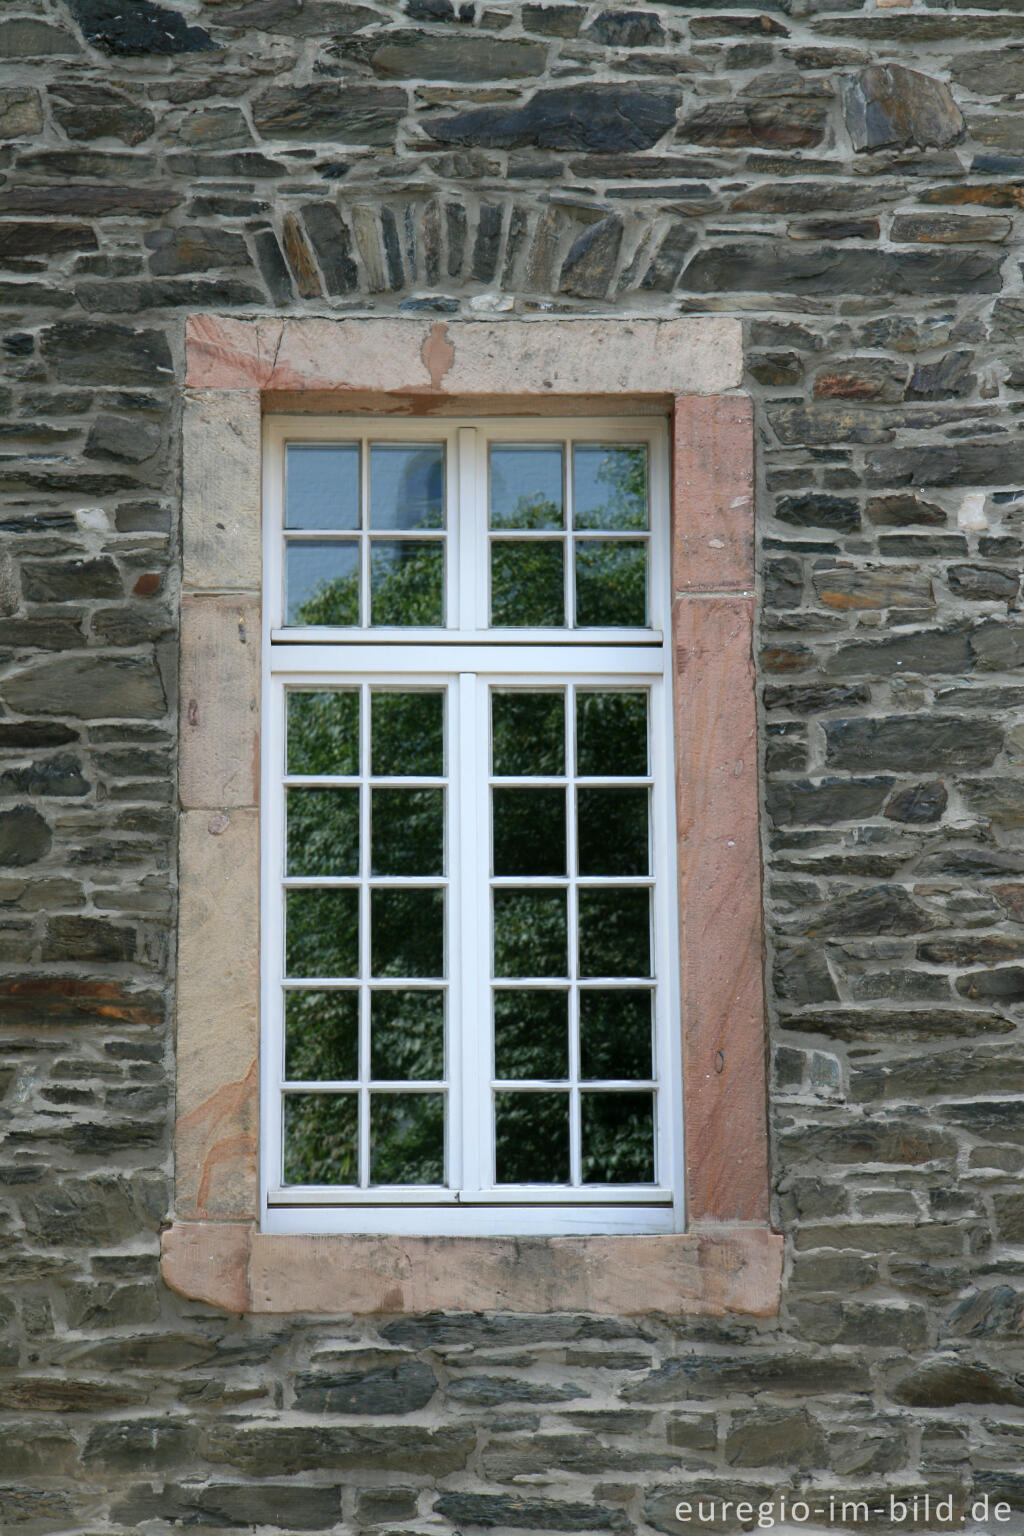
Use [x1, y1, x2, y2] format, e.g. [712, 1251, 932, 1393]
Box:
[2, 0, 1024, 1526]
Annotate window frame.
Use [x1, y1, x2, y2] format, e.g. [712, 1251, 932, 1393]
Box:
[164, 315, 782, 1318]
[261, 416, 684, 1235]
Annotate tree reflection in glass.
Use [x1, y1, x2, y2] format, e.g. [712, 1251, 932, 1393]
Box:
[371, 691, 444, 777]
[575, 540, 647, 627]
[285, 990, 359, 1081]
[492, 691, 565, 776]
[493, 788, 566, 877]
[287, 788, 359, 877]
[573, 444, 648, 531]
[493, 890, 567, 978]
[287, 690, 359, 776]
[494, 989, 568, 1080]
[370, 1093, 444, 1184]
[286, 888, 358, 979]
[371, 990, 444, 1080]
[576, 692, 648, 777]
[578, 888, 651, 979]
[495, 1092, 570, 1183]
[284, 1093, 358, 1184]
[580, 989, 652, 1080]
[582, 1092, 654, 1183]
[491, 540, 564, 627]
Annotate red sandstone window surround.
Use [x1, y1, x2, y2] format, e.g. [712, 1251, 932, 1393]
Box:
[163, 315, 781, 1316]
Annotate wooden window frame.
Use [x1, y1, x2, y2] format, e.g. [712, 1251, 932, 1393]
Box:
[162, 315, 782, 1316]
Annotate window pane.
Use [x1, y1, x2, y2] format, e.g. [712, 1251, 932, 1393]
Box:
[287, 690, 359, 777]
[495, 1092, 570, 1183]
[371, 990, 444, 1080]
[578, 888, 650, 978]
[371, 888, 444, 978]
[284, 1093, 358, 1184]
[493, 788, 566, 877]
[286, 443, 360, 530]
[576, 692, 648, 778]
[286, 541, 359, 626]
[581, 1093, 655, 1183]
[372, 788, 444, 876]
[493, 889, 567, 978]
[371, 691, 444, 777]
[580, 989, 652, 1080]
[370, 443, 445, 530]
[575, 540, 647, 627]
[492, 691, 565, 777]
[287, 788, 359, 877]
[370, 541, 444, 627]
[490, 540, 564, 627]
[494, 989, 568, 1080]
[286, 889, 359, 978]
[573, 444, 648, 531]
[285, 990, 359, 1082]
[490, 445, 564, 529]
[577, 788, 649, 877]
[370, 1093, 445, 1184]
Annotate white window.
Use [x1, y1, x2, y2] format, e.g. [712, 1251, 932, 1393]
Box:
[261, 417, 681, 1236]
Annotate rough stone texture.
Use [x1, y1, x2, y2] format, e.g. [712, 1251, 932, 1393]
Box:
[3, 0, 1024, 1523]
[842, 64, 965, 152]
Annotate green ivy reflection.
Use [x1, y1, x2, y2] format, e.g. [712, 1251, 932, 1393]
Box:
[370, 1093, 445, 1184]
[284, 1093, 358, 1184]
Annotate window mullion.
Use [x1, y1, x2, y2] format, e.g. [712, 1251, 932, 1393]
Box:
[457, 427, 478, 632]
[456, 671, 486, 1192]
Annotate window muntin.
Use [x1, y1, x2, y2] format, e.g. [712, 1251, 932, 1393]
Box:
[263, 418, 680, 1236]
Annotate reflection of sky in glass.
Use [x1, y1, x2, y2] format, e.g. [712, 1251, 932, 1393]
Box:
[286, 542, 358, 625]
[573, 445, 648, 530]
[370, 444, 445, 529]
[490, 446, 564, 529]
[286, 444, 360, 529]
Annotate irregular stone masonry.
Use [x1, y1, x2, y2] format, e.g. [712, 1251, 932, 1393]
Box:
[0, 0, 1023, 1523]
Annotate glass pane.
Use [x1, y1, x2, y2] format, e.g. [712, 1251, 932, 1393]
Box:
[287, 788, 359, 877]
[371, 888, 444, 978]
[370, 541, 444, 627]
[371, 990, 444, 1080]
[285, 990, 359, 1082]
[286, 889, 358, 979]
[493, 788, 565, 877]
[577, 788, 649, 877]
[370, 443, 445, 530]
[573, 444, 648, 530]
[581, 1093, 655, 1183]
[580, 989, 652, 1080]
[284, 1093, 358, 1184]
[495, 1092, 569, 1183]
[371, 691, 444, 777]
[286, 541, 359, 626]
[578, 888, 651, 978]
[493, 889, 567, 978]
[492, 691, 565, 777]
[286, 443, 360, 530]
[490, 540, 564, 627]
[490, 445, 564, 530]
[494, 989, 568, 1080]
[575, 540, 647, 627]
[370, 1093, 445, 1184]
[287, 690, 359, 777]
[372, 789, 444, 877]
[576, 692, 648, 778]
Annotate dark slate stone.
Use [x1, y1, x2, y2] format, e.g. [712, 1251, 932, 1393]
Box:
[824, 717, 1003, 773]
[113, 1482, 342, 1531]
[294, 1360, 437, 1414]
[0, 806, 51, 866]
[3, 656, 165, 720]
[82, 1418, 196, 1470]
[0, 723, 78, 750]
[893, 1359, 1024, 1408]
[0, 222, 98, 257]
[864, 493, 947, 527]
[145, 225, 250, 275]
[523, 3, 581, 35]
[884, 781, 947, 824]
[66, 0, 218, 54]
[197, 1421, 475, 1476]
[472, 202, 504, 284]
[39, 322, 171, 386]
[22, 558, 122, 603]
[956, 967, 1024, 1004]
[768, 777, 893, 827]
[434, 1494, 629, 1532]
[842, 64, 963, 152]
[300, 203, 358, 295]
[825, 624, 973, 678]
[639, 221, 695, 291]
[0, 755, 89, 798]
[948, 564, 1019, 601]
[773, 944, 838, 1005]
[74, 278, 265, 313]
[42, 916, 135, 963]
[47, 83, 154, 145]
[866, 439, 1024, 489]
[906, 349, 975, 401]
[0, 184, 181, 217]
[380, 206, 404, 289]
[0, 20, 83, 55]
[399, 296, 459, 313]
[557, 215, 623, 299]
[625, 1355, 870, 1403]
[251, 226, 293, 304]
[679, 245, 1001, 296]
[84, 415, 162, 465]
[808, 886, 940, 938]
[369, 34, 546, 80]
[446, 201, 467, 277]
[252, 84, 405, 143]
[775, 495, 860, 533]
[763, 683, 870, 714]
[424, 86, 681, 153]
[679, 100, 827, 150]
[583, 10, 665, 47]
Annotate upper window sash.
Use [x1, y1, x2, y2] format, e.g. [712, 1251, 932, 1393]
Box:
[263, 416, 670, 646]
